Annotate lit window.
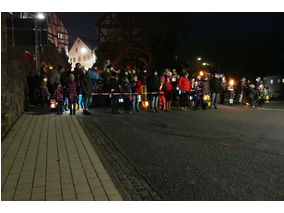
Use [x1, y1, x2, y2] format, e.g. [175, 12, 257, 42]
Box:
[282, 78, 284, 83]
[270, 80, 273, 84]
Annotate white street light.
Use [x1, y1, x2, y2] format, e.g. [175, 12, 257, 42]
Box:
[197, 57, 202, 61]
[202, 62, 207, 66]
[36, 13, 45, 20]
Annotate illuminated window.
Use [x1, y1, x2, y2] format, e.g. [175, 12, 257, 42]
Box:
[282, 78, 284, 83]
[270, 80, 273, 84]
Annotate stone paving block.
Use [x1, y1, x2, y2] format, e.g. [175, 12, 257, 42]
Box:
[91, 186, 107, 198]
[87, 177, 102, 188]
[108, 194, 123, 201]
[73, 176, 87, 184]
[46, 173, 60, 182]
[33, 177, 46, 187]
[4, 173, 20, 185]
[46, 181, 61, 192]
[74, 183, 92, 194]
[61, 176, 73, 185]
[84, 169, 98, 178]
[62, 190, 77, 201]
[94, 194, 109, 201]
[77, 192, 94, 201]
[31, 192, 45, 201]
[62, 183, 75, 193]
[46, 194, 62, 201]
[16, 182, 33, 191]
[32, 186, 45, 194]
[4, 179, 18, 189]
[1, 187, 15, 201]
[14, 190, 31, 201]
[18, 172, 34, 184]
[97, 173, 112, 182]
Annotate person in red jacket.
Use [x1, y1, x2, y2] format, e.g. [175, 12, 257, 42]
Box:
[131, 75, 142, 112]
[162, 76, 173, 112]
[177, 70, 191, 111]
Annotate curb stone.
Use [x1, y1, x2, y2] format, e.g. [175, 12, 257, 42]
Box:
[78, 116, 162, 201]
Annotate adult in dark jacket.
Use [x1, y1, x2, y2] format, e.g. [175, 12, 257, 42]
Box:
[48, 65, 64, 96]
[210, 74, 222, 109]
[109, 72, 121, 114]
[238, 77, 247, 104]
[200, 76, 210, 95]
[121, 77, 132, 113]
[81, 70, 93, 115]
[67, 74, 78, 115]
[73, 63, 84, 109]
[247, 84, 256, 107]
[220, 76, 228, 104]
[147, 71, 161, 112]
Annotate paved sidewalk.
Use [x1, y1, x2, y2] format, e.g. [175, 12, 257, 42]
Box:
[1, 113, 123, 201]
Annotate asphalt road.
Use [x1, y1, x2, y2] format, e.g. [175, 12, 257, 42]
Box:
[84, 101, 284, 200]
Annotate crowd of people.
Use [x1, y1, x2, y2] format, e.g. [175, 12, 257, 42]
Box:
[29, 59, 268, 115]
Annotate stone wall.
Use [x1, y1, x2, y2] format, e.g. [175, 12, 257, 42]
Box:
[1, 55, 28, 139]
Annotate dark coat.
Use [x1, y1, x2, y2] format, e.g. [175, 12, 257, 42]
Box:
[200, 80, 210, 94]
[121, 82, 132, 97]
[147, 75, 161, 92]
[109, 77, 120, 93]
[210, 78, 222, 93]
[81, 72, 93, 97]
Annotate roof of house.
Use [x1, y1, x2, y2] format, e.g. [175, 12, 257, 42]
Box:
[78, 36, 98, 50]
[69, 36, 99, 52]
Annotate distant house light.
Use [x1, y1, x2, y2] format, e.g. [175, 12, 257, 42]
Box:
[80, 47, 87, 54]
[282, 78, 284, 83]
[270, 79, 274, 84]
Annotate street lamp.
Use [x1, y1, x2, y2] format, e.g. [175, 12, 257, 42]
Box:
[197, 57, 202, 61]
[36, 13, 45, 20]
[35, 12, 45, 73]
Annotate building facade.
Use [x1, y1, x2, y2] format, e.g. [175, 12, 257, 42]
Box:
[263, 75, 284, 99]
[69, 37, 97, 69]
[13, 12, 69, 55]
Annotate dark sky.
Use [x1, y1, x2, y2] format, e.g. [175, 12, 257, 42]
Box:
[59, 12, 284, 78]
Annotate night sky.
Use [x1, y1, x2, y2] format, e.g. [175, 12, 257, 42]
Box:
[59, 12, 284, 78]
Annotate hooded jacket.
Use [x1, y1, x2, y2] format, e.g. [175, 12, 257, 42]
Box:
[177, 76, 191, 92]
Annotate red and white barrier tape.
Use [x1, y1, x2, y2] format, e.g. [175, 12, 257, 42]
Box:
[91, 92, 165, 95]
